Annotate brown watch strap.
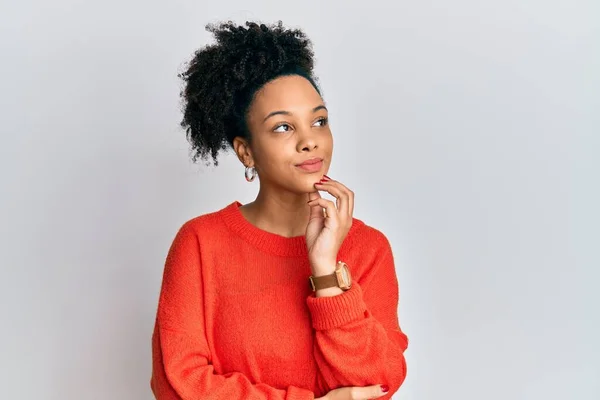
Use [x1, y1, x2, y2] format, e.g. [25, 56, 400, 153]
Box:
[310, 273, 338, 291]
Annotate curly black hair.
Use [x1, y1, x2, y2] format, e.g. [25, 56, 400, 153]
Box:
[178, 21, 321, 166]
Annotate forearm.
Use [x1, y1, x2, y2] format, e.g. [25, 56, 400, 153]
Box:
[313, 321, 407, 395]
[308, 283, 407, 390]
[153, 325, 316, 400]
[314, 286, 344, 297]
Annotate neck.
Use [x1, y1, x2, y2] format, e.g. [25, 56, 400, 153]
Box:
[240, 186, 312, 238]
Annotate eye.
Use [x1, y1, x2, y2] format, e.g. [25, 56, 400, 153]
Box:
[273, 123, 291, 133]
[313, 117, 328, 127]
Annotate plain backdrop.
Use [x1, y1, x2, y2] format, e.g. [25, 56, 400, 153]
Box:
[1, 1, 598, 399]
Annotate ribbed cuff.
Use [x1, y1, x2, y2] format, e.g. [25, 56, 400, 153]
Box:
[286, 385, 315, 400]
[306, 283, 367, 330]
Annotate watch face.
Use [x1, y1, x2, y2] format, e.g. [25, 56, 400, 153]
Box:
[341, 267, 348, 284]
[339, 263, 351, 286]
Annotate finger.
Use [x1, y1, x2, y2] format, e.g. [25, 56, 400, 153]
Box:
[316, 180, 354, 218]
[306, 198, 338, 223]
[307, 191, 324, 220]
[351, 384, 389, 399]
[330, 179, 354, 217]
[307, 190, 321, 202]
[314, 181, 348, 216]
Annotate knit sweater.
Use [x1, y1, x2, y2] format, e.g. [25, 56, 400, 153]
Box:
[150, 201, 408, 399]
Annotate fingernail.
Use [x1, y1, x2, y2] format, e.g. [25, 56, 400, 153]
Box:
[380, 385, 389, 393]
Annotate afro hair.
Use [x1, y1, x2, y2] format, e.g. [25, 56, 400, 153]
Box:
[178, 21, 321, 166]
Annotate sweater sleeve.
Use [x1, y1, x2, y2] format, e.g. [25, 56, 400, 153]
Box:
[305, 237, 408, 398]
[151, 222, 315, 400]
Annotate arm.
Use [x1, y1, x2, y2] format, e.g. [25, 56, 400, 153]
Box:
[151, 222, 314, 400]
[305, 239, 408, 398]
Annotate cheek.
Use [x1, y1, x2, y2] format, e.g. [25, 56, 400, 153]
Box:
[254, 140, 293, 171]
[323, 132, 334, 153]
[323, 127, 333, 143]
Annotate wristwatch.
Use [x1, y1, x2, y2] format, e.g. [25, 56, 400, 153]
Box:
[309, 261, 352, 292]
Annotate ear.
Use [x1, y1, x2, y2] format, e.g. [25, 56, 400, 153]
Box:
[232, 136, 253, 167]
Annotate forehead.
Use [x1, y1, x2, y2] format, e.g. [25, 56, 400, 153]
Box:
[250, 75, 322, 114]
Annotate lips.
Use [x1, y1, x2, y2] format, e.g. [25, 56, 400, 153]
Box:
[296, 158, 323, 167]
[296, 158, 324, 173]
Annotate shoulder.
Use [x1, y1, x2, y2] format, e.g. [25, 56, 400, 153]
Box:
[346, 216, 393, 254]
[170, 202, 235, 241]
[341, 217, 397, 280]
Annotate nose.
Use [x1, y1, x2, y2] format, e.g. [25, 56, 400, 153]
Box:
[296, 127, 318, 152]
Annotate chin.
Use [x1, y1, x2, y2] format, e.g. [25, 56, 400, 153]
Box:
[283, 175, 319, 194]
[303, 176, 325, 193]
[286, 164, 329, 192]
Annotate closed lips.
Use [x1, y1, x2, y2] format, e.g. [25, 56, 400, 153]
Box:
[297, 158, 322, 166]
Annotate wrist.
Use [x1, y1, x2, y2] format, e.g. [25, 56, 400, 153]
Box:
[310, 259, 337, 276]
[315, 286, 344, 298]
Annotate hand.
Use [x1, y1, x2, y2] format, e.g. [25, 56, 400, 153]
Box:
[315, 384, 389, 400]
[305, 176, 355, 275]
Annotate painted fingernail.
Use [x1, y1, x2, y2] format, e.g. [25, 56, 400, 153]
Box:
[380, 385, 389, 393]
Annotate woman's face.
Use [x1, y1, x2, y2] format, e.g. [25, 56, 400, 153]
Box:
[241, 74, 333, 194]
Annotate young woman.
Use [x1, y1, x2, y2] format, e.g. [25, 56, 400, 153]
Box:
[150, 21, 408, 400]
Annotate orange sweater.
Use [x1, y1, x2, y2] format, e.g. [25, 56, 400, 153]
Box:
[150, 201, 408, 399]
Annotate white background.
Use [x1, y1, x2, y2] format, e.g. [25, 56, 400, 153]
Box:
[1, 1, 598, 399]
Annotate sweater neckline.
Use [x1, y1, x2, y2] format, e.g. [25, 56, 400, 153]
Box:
[220, 201, 363, 258]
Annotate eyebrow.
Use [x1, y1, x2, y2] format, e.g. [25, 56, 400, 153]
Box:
[262, 105, 328, 123]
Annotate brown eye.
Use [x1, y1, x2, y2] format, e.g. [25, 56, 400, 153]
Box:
[313, 117, 328, 127]
[273, 123, 291, 133]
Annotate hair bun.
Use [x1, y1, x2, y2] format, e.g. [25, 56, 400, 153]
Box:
[178, 21, 318, 166]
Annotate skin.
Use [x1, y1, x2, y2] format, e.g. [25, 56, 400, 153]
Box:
[232, 75, 387, 400]
[232, 74, 355, 281]
[232, 74, 334, 239]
